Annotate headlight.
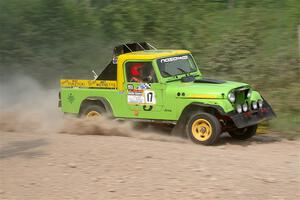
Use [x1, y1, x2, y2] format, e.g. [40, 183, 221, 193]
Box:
[251, 101, 258, 110]
[247, 90, 252, 98]
[236, 104, 242, 113]
[258, 100, 263, 108]
[228, 92, 236, 103]
[242, 103, 248, 112]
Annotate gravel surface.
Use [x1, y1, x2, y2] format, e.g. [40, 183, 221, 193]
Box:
[0, 131, 299, 200]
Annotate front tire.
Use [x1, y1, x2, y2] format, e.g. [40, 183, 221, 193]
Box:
[186, 112, 221, 145]
[228, 124, 258, 140]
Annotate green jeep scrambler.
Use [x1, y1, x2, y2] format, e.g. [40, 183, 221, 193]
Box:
[59, 42, 276, 145]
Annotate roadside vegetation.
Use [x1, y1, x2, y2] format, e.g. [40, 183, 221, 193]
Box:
[0, 0, 299, 137]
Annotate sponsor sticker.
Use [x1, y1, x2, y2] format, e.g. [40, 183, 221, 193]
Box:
[137, 83, 151, 90]
[60, 79, 117, 89]
[160, 55, 188, 63]
[127, 84, 134, 90]
[128, 93, 145, 104]
[67, 93, 75, 104]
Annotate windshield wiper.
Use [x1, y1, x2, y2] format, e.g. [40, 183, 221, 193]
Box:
[177, 67, 188, 74]
[161, 70, 172, 76]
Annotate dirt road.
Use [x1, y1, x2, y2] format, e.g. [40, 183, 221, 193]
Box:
[0, 130, 299, 200]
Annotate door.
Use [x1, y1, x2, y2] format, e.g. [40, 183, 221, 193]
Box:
[123, 61, 165, 119]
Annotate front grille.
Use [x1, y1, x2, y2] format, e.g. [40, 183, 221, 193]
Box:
[234, 88, 250, 105]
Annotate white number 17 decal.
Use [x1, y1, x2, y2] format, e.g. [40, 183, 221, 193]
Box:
[144, 90, 156, 104]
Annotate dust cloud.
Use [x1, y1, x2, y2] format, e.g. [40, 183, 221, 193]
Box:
[0, 76, 185, 143]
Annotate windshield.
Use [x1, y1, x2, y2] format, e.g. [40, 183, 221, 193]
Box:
[156, 54, 197, 77]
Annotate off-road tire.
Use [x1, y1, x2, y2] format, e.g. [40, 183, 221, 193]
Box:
[186, 112, 221, 145]
[132, 122, 149, 130]
[79, 104, 106, 118]
[228, 124, 258, 140]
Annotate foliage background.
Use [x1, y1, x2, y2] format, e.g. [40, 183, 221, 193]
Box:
[0, 0, 299, 136]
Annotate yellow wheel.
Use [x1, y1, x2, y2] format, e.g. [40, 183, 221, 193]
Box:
[86, 110, 101, 118]
[191, 119, 212, 141]
[186, 112, 221, 145]
[80, 104, 106, 118]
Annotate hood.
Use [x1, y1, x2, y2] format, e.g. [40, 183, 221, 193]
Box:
[167, 79, 249, 99]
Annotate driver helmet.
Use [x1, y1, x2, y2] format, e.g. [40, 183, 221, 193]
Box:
[131, 63, 143, 77]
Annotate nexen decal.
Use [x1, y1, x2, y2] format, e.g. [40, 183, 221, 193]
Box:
[160, 55, 188, 63]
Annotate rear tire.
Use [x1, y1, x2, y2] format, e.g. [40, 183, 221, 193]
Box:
[228, 124, 257, 140]
[186, 112, 221, 145]
[80, 104, 106, 118]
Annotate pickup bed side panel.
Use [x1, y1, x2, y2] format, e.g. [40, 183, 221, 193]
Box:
[60, 88, 124, 116]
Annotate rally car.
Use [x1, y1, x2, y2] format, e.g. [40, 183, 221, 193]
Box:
[59, 42, 275, 145]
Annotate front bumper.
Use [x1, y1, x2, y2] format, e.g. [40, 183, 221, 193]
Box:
[228, 100, 276, 129]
